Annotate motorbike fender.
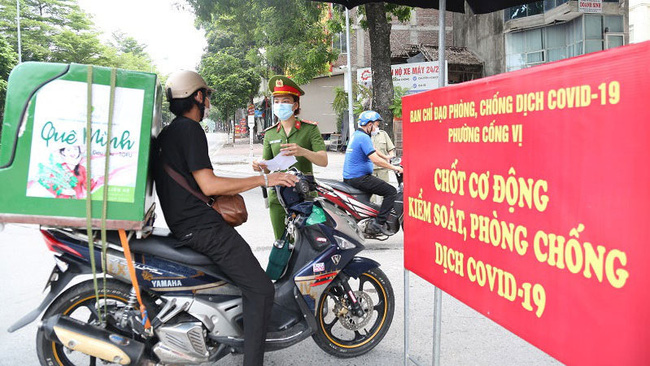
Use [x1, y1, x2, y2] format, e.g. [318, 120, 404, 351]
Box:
[7, 260, 90, 333]
[342, 257, 380, 278]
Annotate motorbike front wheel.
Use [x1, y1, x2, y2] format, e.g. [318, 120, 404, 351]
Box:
[312, 267, 394, 358]
[35, 280, 152, 366]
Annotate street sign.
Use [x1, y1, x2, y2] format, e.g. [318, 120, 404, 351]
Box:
[579, 0, 602, 13]
[248, 115, 255, 127]
[357, 61, 447, 94]
[402, 42, 650, 366]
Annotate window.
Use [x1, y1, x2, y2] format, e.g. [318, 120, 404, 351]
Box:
[506, 17, 576, 70]
[544, 0, 568, 11]
[332, 32, 347, 55]
[508, 1, 620, 21]
[505, 1, 544, 20]
[506, 14, 624, 71]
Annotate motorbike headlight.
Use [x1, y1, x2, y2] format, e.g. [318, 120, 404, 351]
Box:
[334, 235, 357, 250]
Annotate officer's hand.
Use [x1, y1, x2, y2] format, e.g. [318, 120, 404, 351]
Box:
[280, 143, 307, 157]
[267, 172, 299, 187]
[252, 160, 268, 172]
[394, 166, 404, 174]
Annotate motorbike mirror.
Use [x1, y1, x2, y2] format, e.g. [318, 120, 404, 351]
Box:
[391, 157, 402, 165]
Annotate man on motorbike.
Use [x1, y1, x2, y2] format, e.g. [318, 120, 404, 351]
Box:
[343, 110, 404, 235]
[154, 70, 297, 366]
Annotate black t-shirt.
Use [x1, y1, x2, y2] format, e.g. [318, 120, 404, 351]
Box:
[153, 116, 223, 238]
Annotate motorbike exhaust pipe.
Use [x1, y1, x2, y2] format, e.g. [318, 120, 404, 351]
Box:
[40, 315, 146, 365]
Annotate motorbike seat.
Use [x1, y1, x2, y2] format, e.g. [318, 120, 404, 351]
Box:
[106, 230, 214, 266]
[318, 178, 367, 196]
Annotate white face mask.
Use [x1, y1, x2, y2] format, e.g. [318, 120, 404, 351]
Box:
[273, 103, 295, 121]
[371, 125, 379, 136]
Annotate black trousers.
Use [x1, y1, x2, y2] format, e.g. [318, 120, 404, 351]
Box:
[181, 224, 274, 366]
[344, 174, 397, 225]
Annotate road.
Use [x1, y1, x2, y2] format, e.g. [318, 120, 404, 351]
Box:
[0, 137, 560, 365]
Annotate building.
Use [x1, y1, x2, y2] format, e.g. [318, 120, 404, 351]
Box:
[454, 0, 629, 76]
[630, 0, 650, 43]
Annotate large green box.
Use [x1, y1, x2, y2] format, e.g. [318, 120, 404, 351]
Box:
[0, 62, 162, 229]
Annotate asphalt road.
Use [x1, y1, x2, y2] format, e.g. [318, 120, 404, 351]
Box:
[0, 139, 561, 366]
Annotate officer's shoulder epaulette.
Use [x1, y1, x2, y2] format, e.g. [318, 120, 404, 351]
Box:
[301, 119, 318, 126]
[264, 123, 279, 132]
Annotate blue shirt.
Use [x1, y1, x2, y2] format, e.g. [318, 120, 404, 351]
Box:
[343, 129, 376, 179]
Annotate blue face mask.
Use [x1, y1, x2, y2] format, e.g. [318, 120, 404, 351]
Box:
[273, 103, 294, 121]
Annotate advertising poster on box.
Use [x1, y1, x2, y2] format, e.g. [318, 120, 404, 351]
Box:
[402, 42, 650, 365]
[25, 80, 144, 203]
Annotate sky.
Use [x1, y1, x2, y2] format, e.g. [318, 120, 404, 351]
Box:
[76, 0, 207, 75]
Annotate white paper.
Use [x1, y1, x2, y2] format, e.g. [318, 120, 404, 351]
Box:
[261, 152, 297, 172]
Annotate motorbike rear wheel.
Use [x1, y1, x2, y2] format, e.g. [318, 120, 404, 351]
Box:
[35, 280, 152, 366]
[312, 267, 394, 358]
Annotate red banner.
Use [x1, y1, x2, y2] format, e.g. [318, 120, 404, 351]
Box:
[403, 41, 650, 366]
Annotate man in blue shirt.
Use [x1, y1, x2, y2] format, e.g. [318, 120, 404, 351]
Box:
[343, 111, 403, 235]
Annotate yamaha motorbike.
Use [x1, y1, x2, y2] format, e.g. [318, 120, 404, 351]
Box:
[315, 158, 404, 240]
[7, 171, 394, 365]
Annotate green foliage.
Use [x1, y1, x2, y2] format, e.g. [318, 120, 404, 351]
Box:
[0, 0, 100, 62]
[0, 0, 156, 72]
[0, 35, 17, 133]
[389, 86, 408, 119]
[357, 4, 412, 29]
[199, 52, 259, 126]
[331, 83, 373, 130]
[187, 0, 340, 84]
[111, 31, 147, 57]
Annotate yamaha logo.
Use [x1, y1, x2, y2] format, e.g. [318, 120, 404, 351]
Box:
[331, 254, 341, 265]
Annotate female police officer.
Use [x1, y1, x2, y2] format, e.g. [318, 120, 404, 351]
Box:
[253, 75, 328, 240]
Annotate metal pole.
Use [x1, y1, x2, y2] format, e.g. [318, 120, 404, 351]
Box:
[404, 269, 409, 366]
[432, 7, 445, 366]
[438, 0, 446, 89]
[16, 0, 22, 63]
[345, 8, 355, 139]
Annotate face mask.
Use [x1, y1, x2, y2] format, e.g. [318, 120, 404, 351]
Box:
[371, 126, 379, 136]
[273, 103, 294, 121]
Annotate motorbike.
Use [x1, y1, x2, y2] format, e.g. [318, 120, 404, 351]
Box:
[7, 171, 394, 365]
[314, 158, 404, 240]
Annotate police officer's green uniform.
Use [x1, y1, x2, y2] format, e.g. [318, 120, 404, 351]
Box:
[263, 76, 326, 239]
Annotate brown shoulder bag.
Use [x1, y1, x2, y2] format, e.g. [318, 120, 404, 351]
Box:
[163, 164, 248, 227]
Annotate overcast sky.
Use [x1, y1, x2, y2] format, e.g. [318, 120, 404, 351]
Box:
[77, 0, 207, 75]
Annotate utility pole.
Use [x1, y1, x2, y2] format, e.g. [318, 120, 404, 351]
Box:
[16, 0, 22, 63]
[345, 8, 354, 139]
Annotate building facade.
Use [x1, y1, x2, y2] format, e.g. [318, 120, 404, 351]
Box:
[454, 0, 629, 76]
[630, 0, 650, 43]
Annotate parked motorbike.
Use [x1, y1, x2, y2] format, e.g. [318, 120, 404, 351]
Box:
[7, 171, 394, 365]
[315, 158, 404, 240]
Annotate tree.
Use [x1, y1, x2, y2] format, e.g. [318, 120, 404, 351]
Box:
[111, 31, 147, 57]
[199, 51, 259, 142]
[359, 4, 411, 139]
[105, 32, 157, 73]
[0, 35, 17, 137]
[187, 0, 339, 85]
[0, 0, 156, 72]
[0, 0, 104, 63]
